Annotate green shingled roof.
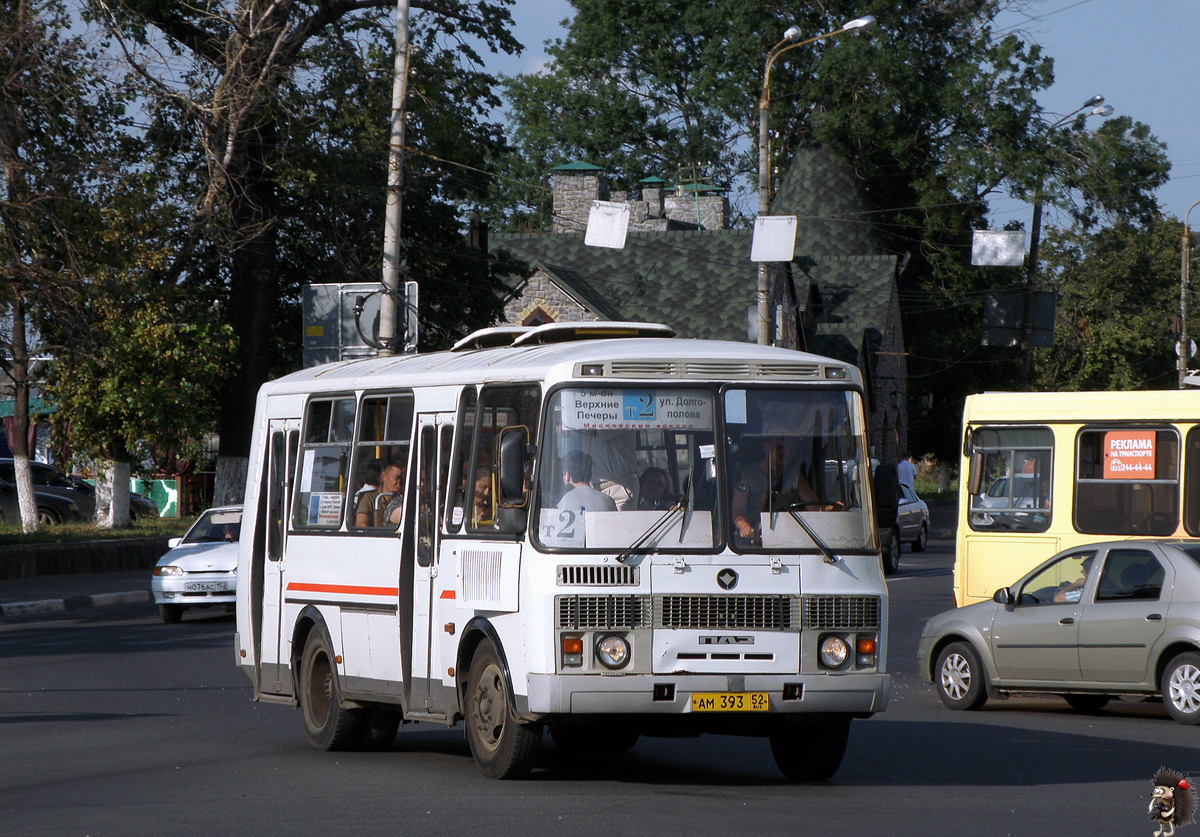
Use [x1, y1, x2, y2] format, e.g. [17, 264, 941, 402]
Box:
[495, 147, 897, 351]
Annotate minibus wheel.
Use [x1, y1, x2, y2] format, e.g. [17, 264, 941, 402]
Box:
[768, 716, 850, 782]
[465, 642, 541, 778]
[300, 627, 363, 750]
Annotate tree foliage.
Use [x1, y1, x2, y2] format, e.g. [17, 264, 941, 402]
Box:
[1034, 218, 1182, 391]
[0, 0, 134, 530]
[92, 0, 529, 501]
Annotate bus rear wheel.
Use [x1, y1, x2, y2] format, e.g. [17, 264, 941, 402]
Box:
[465, 642, 541, 778]
[769, 717, 851, 782]
[300, 627, 363, 751]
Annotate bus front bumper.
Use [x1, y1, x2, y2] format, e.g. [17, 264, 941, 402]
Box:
[524, 671, 890, 718]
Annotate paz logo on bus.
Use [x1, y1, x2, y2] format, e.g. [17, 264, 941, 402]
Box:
[716, 569, 739, 590]
[699, 635, 754, 645]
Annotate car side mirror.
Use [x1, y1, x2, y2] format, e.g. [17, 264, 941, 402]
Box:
[992, 587, 1014, 605]
[167, 537, 182, 549]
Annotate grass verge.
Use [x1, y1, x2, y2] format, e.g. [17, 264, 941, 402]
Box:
[0, 515, 195, 545]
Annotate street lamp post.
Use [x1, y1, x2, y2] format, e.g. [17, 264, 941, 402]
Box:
[1180, 200, 1200, 388]
[1018, 97, 1113, 387]
[756, 15, 876, 345]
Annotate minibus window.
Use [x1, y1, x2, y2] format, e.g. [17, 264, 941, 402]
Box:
[293, 396, 357, 529]
[967, 426, 1053, 533]
[1075, 427, 1177, 536]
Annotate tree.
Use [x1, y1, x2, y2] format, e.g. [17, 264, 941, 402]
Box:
[40, 186, 237, 527]
[1, 0, 131, 531]
[1034, 217, 1182, 391]
[495, 0, 1169, 459]
[94, 0, 524, 503]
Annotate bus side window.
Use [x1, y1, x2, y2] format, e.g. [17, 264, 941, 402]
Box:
[1184, 428, 1200, 536]
[467, 384, 541, 534]
[293, 397, 356, 530]
[348, 393, 413, 531]
[446, 387, 477, 534]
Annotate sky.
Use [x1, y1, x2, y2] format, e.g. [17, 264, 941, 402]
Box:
[483, 0, 1200, 224]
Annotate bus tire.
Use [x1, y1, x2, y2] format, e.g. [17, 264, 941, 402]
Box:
[300, 627, 363, 751]
[465, 642, 541, 778]
[768, 717, 850, 782]
[882, 527, 901, 574]
[1162, 652, 1200, 725]
[159, 604, 184, 624]
[935, 641, 988, 711]
[549, 722, 639, 756]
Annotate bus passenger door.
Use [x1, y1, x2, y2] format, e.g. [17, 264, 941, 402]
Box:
[259, 420, 298, 695]
[409, 415, 453, 714]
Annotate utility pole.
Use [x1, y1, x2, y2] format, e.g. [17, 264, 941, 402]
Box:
[379, 0, 410, 356]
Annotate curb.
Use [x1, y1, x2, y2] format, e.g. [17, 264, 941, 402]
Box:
[0, 590, 150, 618]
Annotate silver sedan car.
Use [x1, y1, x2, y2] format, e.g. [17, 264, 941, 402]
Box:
[151, 506, 241, 623]
[917, 540, 1200, 724]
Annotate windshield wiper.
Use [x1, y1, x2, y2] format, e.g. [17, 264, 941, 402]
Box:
[780, 507, 838, 565]
[614, 479, 690, 565]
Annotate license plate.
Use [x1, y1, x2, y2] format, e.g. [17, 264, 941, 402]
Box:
[184, 581, 229, 592]
[690, 692, 769, 712]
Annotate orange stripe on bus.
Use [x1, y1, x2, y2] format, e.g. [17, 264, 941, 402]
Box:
[287, 582, 398, 597]
[440, 589, 456, 599]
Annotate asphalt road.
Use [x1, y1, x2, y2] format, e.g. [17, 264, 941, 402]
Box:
[2, 538, 1196, 836]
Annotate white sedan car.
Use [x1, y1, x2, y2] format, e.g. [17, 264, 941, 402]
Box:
[151, 506, 241, 623]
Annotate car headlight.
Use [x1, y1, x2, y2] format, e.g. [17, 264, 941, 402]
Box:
[819, 635, 849, 669]
[154, 565, 184, 577]
[595, 634, 631, 670]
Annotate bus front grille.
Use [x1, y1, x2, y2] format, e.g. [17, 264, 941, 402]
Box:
[801, 595, 881, 630]
[655, 595, 798, 631]
[557, 595, 652, 629]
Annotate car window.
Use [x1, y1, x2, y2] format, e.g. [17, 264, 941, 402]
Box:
[1018, 550, 1096, 605]
[899, 484, 917, 504]
[182, 509, 243, 544]
[1094, 549, 1164, 601]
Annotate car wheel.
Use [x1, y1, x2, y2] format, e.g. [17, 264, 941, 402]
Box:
[1162, 652, 1200, 725]
[882, 527, 901, 574]
[1063, 694, 1110, 713]
[465, 642, 541, 779]
[37, 507, 61, 526]
[300, 627, 364, 750]
[549, 722, 639, 756]
[768, 717, 851, 782]
[158, 604, 184, 624]
[912, 522, 928, 552]
[935, 641, 988, 711]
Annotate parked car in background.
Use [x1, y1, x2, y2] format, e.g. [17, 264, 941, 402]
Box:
[0, 474, 82, 525]
[917, 540, 1200, 724]
[0, 459, 159, 523]
[897, 483, 929, 552]
[151, 505, 241, 623]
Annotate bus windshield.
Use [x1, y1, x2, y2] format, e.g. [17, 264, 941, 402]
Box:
[533, 385, 873, 553]
[724, 388, 873, 552]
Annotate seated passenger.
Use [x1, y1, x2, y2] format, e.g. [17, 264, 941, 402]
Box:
[355, 460, 405, 527]
[557, 451, 617, 513]
[637, 467, 673, 510]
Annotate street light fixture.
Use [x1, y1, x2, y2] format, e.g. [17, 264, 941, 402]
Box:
[1018, 95, 1113, 386]
[756, 15, 877, 345]
[1180, 200, 1200, 387]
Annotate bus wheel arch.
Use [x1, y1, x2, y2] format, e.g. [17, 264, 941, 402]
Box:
[298, 619, 364, 750]
[458, 623, 541, 779]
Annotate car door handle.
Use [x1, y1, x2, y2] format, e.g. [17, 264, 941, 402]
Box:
[1059, 617, 1075, 625]
[1146, 614, 1162, 621]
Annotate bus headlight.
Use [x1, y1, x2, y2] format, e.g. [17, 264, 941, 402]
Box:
[819, 635, 849, 669]
[595, 634, 631, 670]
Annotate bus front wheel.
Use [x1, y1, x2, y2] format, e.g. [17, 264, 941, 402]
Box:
[300, 627, 363, 751]
[465, 642, 541, 778]
[769, 717, 851, 782]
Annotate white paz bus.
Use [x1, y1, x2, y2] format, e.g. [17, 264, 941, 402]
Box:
[234, 322, 890, 780]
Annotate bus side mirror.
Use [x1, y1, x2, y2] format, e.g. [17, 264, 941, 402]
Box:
[967, 449, 983, 496]
[873, 462, 899, 529]
[497, 426, 529, 508]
